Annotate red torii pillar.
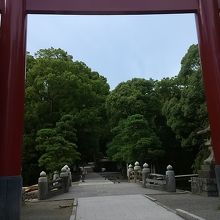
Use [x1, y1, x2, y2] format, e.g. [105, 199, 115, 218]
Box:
[0, 1, 27, 219]
[195, 0, 220, 194]
[0, 0, 220, 219]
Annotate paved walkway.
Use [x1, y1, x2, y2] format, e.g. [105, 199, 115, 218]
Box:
[76, 194, 183, 220]
[50, 173, 169, 200]
[68, 173, 220, 220]
[72, 173, 182, 219]
[22, 172, 220, 220]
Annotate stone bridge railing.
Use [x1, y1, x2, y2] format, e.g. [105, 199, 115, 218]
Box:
[128, 162, 199, 192]
[38, 165, 72, 200]
[127, 162, 176, 192]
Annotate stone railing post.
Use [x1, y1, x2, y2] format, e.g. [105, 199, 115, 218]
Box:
[166, 165, 176, 192]
[60, 166, 69, 193]
[142, 163, 150, 187]
[127, 164, 134, 182]
[53, 171, 59, 181]
[38, 171, 48, 200]
[64, 165, 72, 186]
[68, 168, 72, 186]
[134, 161, 141, 183]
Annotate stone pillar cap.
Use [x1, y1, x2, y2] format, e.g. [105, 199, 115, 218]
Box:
[135, 161, 139, 166]
[167, 165, 173, 170]
[40, 171, 46, 177]
[61, 167, 67, 172]
[143, 163, 149, 168]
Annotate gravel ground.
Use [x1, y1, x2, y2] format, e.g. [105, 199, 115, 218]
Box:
[21, 199, 74, 220]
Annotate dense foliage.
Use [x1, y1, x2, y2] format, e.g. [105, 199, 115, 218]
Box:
[162, 45, 208, 148]
[35, 115, 80, 172]
[22, 45, 208, 185]
[106, 44, 208, 171]
[107, 114, 163, 163]
[106, 79, 164, 164]
[23, 48, 110, 184]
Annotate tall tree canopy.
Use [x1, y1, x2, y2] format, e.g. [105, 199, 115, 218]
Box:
[23, 48, 110, 184]
[106, 79, 165, 164]
[107, 114, 162, 164]
[36, 115, 80, 172]
[106, 45, 208, 172]
[23, 44, 209, 184]
[106, 78, 160, 128]
[162, 45, 208, 148]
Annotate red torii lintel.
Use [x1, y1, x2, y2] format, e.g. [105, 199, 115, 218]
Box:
[1, 0, 220, 219]
[0, 0, 220, 175]
[25, 0, 198, 14]
[0, 0, 220, 14]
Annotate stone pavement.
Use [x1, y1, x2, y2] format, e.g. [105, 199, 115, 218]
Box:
[76, 194, 183, 220]
[69, 173, 220, 220]
[50, 172, 169, 200]
[151, 193, 220, 220]
[22, 172, 220, 220]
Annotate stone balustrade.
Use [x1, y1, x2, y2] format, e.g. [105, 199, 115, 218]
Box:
[127, 162, 176, 192]
[38, 165, 72, 200]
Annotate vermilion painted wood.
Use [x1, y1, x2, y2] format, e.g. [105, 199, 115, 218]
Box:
[0, 0, 4, 12]
[26, 0, 198, 14]
[195, 0, 220, 164]
[0, 0, 27, 176]
[1, 0, 220, 13]
[1, 0, 220, 176]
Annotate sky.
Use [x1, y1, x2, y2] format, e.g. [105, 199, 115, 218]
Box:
[27, 14, 198, 89]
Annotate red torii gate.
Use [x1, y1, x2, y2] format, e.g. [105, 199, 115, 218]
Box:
[0, 0, 220, 219]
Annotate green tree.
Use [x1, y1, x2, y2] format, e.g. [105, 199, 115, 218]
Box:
[162, 45, 208, 148]
[161, 44, 209, 172]
[106, 78, 160, 128]
[36, 115, 80, 172]
[106, 78, 168, 168]
[23, 48, 110, 184]
[107, 114, 163, 164]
